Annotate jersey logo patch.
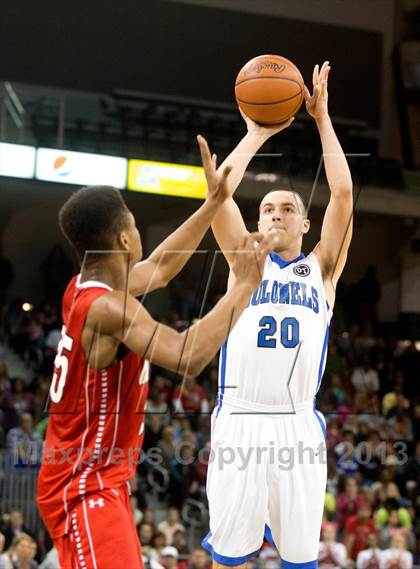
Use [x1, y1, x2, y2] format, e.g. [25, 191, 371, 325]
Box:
[293, 264, 310, 277]
[88, 498, 105, 508]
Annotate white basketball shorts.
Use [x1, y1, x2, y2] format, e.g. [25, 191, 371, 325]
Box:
[202, 395, 327, 568]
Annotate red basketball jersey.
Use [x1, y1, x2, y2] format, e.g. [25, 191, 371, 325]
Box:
[37, 275, 149, 539]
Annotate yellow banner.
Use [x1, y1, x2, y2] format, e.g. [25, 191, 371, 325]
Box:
[128, 159, 207, 199]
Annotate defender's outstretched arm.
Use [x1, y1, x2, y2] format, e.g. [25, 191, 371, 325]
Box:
[129, 136, 231, 296]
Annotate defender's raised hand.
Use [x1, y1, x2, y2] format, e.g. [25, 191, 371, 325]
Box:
[197, 134, 232, 204]
[304, 61, 331, 120]
[232, 232, 280, 291]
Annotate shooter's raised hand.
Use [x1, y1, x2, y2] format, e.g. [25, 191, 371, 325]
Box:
[239, 108, 294, 143]
[305, 61, 331, 120]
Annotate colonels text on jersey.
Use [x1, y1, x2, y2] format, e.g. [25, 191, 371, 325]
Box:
[37, 276, 149, 539]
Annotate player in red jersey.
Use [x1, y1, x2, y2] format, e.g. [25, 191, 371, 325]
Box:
[37, 136, 277, 569]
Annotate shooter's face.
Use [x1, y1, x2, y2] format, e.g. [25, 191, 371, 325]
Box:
[258, 191, 309, 252]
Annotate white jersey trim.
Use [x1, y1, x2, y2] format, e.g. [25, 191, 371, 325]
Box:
[105, 361, 123, 467]
[76, 274, 112, 291]
[63, 363, 92, 535]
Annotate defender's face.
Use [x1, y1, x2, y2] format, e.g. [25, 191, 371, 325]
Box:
[124, 211, 143, 263]
[258, 191, 309, 251]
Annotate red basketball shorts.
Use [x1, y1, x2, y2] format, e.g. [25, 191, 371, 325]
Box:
[54, 484, 142, 569]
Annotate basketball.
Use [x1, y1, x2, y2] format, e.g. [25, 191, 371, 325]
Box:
[235, 54, 305, 124]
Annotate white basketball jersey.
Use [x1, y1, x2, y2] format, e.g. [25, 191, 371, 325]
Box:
[216, 251, 333, 411]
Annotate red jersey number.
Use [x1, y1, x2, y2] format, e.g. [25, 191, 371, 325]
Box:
[50, 326, 74, 404]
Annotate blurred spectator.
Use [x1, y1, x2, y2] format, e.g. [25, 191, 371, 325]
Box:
[337, 478, 366, 528]
[326, 422, 343, 454]
[378, 509, 415, 551]
[159, 546, 179, 569]
[318, 522, 348, 568]
[172, 531, 189, 559]
[1, 534, 38, 569]
[5, 379, 34, 429]
[131, 496, 143, 528]
[150, 532, 167, 561]
[169, 443, 199, 509]
[387, 412, 414, 443]
[258, 545, 280, 569]
[143, 415, 164, 453]
[194, 416, 210, 450]
[336, 395, 355, 426]
[172, 378, 209, 429]
[195, 441, 210, 493]
[325, 341, 347, 380]
[38, 547, 59, 569]
[157, 508, 186, 546]
[382, 375, 409, 417]
[6, 414, 43, 466]
[356, 533, 383, 569]
[358, 430, 383, 482]
[44, 328, 61, 354]
[142, 509, 157, 527]
[375, 499, 412, 532]
[329, 374, 347, 405]
[0, 533, 6, 569]
[351, 356, 380, 393]
[154, 375, 172, 406]
[158, 427, 176, 470]
[371, 470, 401, 505]
[186, 549, 210, 569]
[29, 313, 45, 351]
[324, 493, 337, 523]
[147, 386, 170, 426]
[381, 533, 413, 569]
[1, 512, 31, 550]
[344, 500, 376, 560]
[139, 523, 155, 558]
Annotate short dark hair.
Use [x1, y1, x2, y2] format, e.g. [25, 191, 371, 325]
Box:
[59, 186, 130, 260]
[259, 188, 307, 217]
[290, 190, 307, 217]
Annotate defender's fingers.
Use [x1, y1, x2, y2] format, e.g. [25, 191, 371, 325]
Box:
[219, 164, 233, 184]
[197, 135, 212, 170]
[237, 232, 263, 252]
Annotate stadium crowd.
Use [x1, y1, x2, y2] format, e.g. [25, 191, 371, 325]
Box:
[0, 261, 418, 569]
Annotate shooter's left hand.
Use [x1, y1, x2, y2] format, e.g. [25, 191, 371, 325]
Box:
[305, 61, 331, 120]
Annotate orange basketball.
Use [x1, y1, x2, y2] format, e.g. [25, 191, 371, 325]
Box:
[235, 54, 304, 124]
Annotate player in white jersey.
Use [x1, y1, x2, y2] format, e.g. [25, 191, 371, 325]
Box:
[201, 62, 353, 569]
